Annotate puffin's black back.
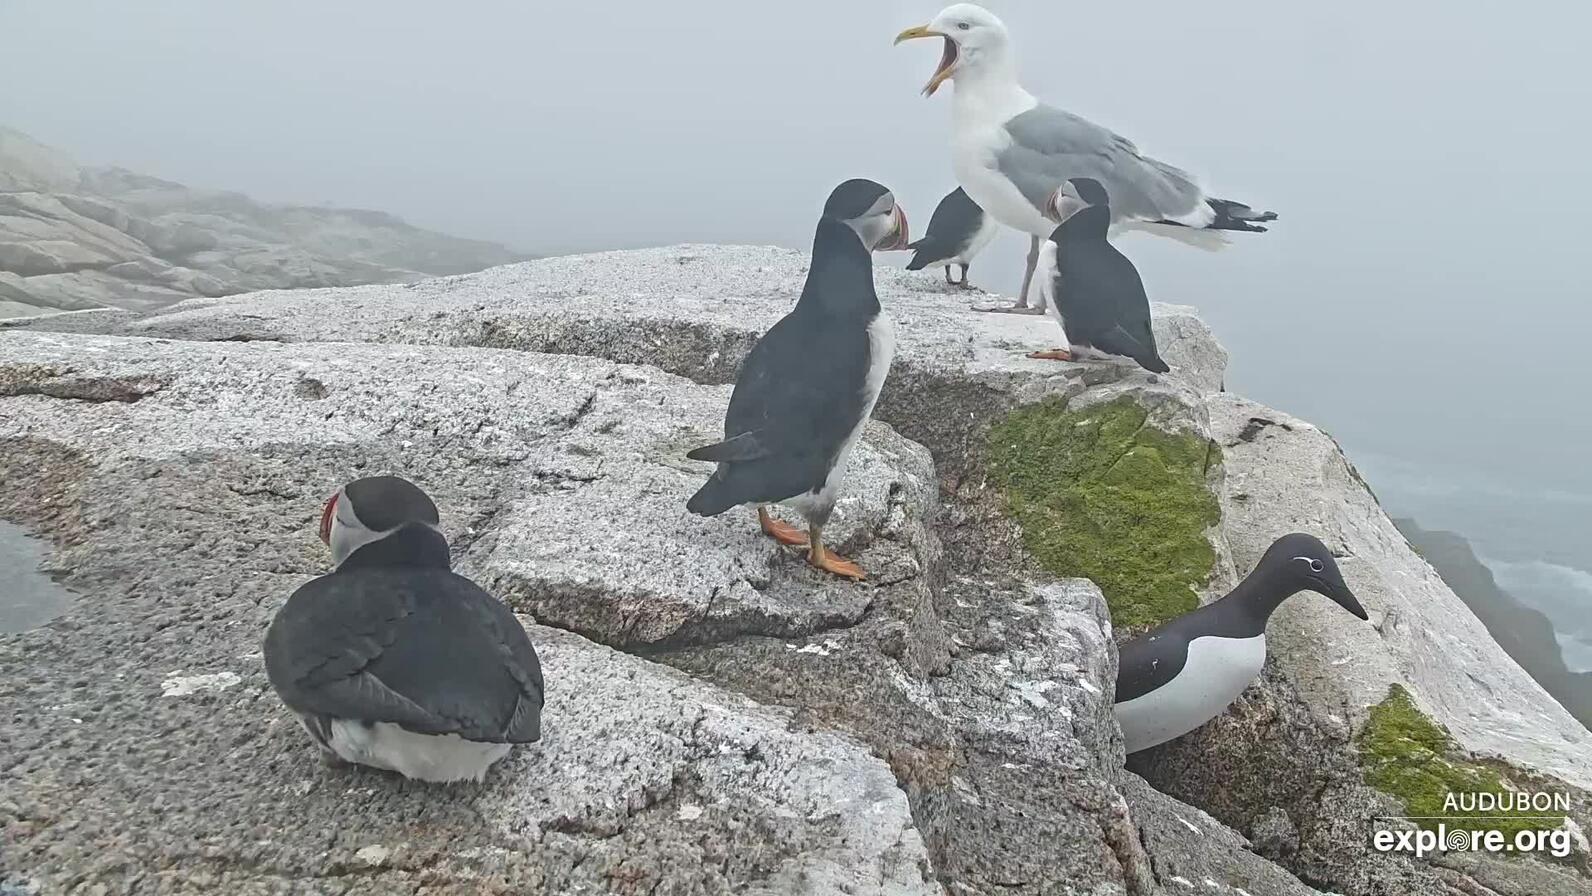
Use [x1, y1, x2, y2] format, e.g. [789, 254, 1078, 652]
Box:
[906, 188, 982, 270]
[686, 216, 877, 513]
[1051, 193, 1169, 373]
[265, 566, 545, 743]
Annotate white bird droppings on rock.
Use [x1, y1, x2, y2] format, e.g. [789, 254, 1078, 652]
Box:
[160, 671, 241, 697]
[353, 845, 391, 866]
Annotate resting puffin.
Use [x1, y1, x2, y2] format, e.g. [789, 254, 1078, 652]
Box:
[905, 187, 998, 287]
[1029, 177, 1170, 373]
[1114, 533, 1368, 754]
[264, 475, 544, 783]
[686, 178, 907, 581]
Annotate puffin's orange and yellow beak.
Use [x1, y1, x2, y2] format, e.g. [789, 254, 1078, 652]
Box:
[894, 25, 956, 96]
[318, 494, 338, 545]
[879, 206, 910, 251]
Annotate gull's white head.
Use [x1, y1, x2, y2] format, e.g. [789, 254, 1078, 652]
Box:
[894, 4, 1011, 96]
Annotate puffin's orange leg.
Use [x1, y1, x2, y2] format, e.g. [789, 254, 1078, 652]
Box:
[1026, 348, 1074, 361]
[807, 528, 864, 581]
[758, 506, 809, 546]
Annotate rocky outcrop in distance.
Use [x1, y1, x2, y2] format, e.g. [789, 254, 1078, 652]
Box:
[0, 127, 527, 318]
[3, 246, 1589, 895]
[1396, 518, 1592, 732]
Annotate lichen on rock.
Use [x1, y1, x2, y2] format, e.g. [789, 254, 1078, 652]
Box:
[986, 395, 1222, 629]
[1359, 684, 1561, 837]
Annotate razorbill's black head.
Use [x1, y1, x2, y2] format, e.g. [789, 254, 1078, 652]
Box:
[684, 180, 901, 581]
[1112, 532, 1367, 753]
[905, 187, 998, 288]
[266, 476, 544, 783]
[1027, 178, 1170, 374]
[824, 178, 910, 252]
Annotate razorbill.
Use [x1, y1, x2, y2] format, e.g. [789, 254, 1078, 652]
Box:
[1028, 178, 1169, 373]
[264, 475, 544, 783]
[895, 4, 1276, 313]
[686, 179, 906, 581]
[1114, 533, 1367, 754]
[905, 187, 998, 287]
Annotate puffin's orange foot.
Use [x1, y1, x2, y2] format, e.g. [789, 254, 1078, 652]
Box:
[1026, 348, 1074, 361]
[808, 549, 865, 581]
[765, 521, 810, 547]
[758, 508, 809, 546]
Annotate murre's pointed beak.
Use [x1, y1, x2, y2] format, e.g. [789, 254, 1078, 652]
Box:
[878, 205, 910, 252]
[1319, 571, 1367, 620]
[895, 26, 956, 96]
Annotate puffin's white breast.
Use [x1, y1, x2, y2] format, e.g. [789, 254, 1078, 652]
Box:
[1037, 240, 1065, 334]
[784, 313, 895, 520]
[325, 718, 513, 783]
[1114, 634, 1267, 754]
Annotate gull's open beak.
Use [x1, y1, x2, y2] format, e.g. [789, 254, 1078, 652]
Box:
[878, 206, 910, 252]
[894, 26, 956, 96]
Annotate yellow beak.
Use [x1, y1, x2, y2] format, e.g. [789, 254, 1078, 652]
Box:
[893, 25, 942, 45]
[894, 25, 956, 96]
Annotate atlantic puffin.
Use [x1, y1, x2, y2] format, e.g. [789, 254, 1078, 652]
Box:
[905, 187, 998, 288]
[1029, 177, 1169, 373]
[264, 475, 544, 782]
[686, 179, 907, 581]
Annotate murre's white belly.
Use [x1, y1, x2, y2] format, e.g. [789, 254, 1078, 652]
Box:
[784, 313, 895, 521]
[323, 718, 513, 783]
[1114, 633, 1267, 754]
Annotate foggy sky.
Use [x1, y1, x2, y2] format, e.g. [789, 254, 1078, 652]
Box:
[3, 1, 1590, 559]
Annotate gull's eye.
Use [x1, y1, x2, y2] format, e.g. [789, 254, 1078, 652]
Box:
[957, 22, 971, 30]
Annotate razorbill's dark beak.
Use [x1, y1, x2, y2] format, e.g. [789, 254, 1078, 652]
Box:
[318, 493, 338, 546]
[878, 206, 910, 251]
[895, 26, 955, 96]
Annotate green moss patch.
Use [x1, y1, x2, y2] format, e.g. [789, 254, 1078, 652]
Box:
[1358, 685, 1560, 836]
[986, 396, 1221, 629]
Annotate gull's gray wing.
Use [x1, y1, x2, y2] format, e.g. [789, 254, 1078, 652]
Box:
[998, 105, 1208, 224]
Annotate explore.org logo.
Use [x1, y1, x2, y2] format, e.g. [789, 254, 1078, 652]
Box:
[1371, 791, 1581, 860]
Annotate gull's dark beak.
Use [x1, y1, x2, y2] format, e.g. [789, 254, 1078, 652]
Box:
[878, 206, 910, 251]
[895, 26, 956, 96]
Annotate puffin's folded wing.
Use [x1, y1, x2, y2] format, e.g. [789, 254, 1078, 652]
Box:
[686, 430, 771, 463]
[999, 105, 1205, 224]
[265, 571, 542, 742]
[264, 574, 452, 733]
[469, 588, 546, 744]
[722, 317, 872, 459]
